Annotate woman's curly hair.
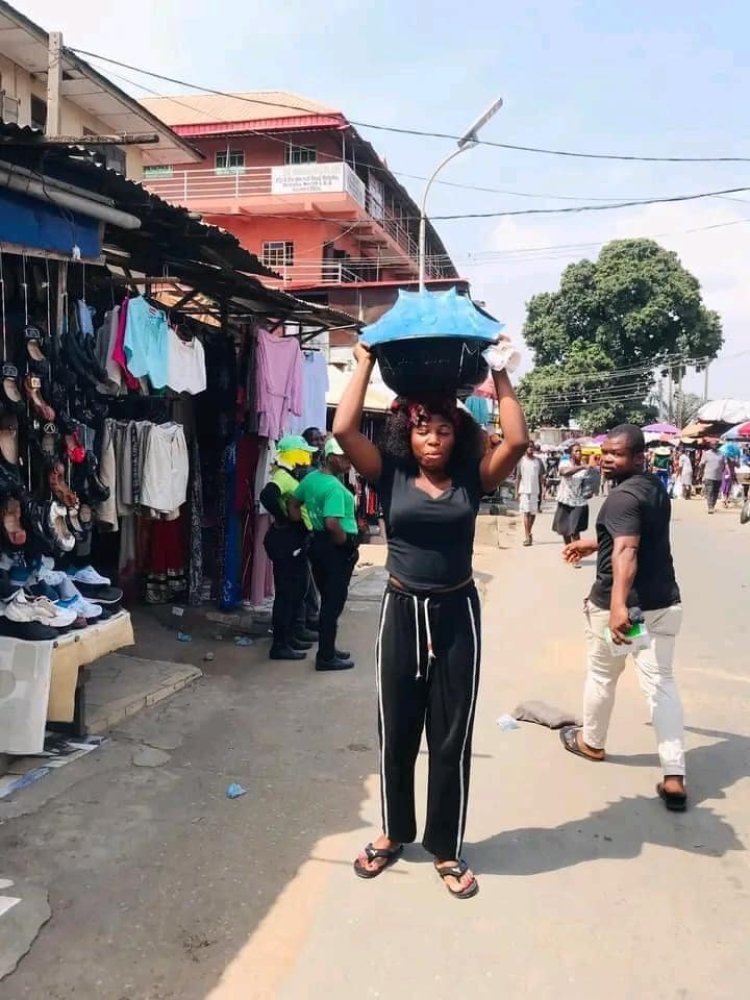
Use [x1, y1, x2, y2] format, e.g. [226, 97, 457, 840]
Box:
[379, 394, 485, 474]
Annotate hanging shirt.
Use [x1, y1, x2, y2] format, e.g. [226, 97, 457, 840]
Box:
[124, 296, 169, 388]
[111, 299, 141, 390]
[287, 351, 329, 434]
[255, 328, 303, 438]
[167, 328, 207, 395]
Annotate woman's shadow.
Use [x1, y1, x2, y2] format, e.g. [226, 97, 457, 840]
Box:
[467, 726, 747, 876]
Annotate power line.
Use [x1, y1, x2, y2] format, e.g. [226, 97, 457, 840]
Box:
[431, 187, 750, 221]
[71, 47, 750, 165]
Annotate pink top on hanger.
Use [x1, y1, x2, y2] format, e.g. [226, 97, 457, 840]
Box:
[111, 298, 141, 391]
[255, 328, 303, 438]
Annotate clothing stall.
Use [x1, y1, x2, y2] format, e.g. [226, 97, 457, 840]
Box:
[0, 123, 357, 760]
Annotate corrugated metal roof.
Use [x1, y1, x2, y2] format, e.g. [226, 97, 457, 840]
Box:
[140, 92, 340, 129]
[168, 115, 347, 138]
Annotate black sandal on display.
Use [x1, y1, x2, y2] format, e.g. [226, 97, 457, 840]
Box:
[66, 505, 86, 542]
[22, 498, 55, 555]
[1, 363, 26, 415]
[81, 450, 110, 502]
[23, 324, 50, 378]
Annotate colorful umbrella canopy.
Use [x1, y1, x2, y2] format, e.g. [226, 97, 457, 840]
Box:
[722, 421, 750, 440]
[642, 422, 680, 435]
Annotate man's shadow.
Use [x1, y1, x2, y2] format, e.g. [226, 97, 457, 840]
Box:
[467, 726, 746, 876]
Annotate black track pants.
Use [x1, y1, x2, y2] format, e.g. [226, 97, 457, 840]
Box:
[309, 534, 358, 660]
[375, 582, 481, 860]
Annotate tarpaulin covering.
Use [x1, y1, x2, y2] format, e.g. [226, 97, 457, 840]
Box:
[0, 187, 102, 259]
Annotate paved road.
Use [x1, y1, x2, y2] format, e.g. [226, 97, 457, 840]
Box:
[1, 498, 748, 999]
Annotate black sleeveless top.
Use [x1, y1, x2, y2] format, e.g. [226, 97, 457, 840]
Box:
[375, 455, 482, 590]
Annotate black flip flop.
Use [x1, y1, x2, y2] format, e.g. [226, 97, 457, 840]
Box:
[559, 726, 605, 762]
[434, 860, 479, 900]
[353, 842, 403, 880]
[657, 782, 688, 812]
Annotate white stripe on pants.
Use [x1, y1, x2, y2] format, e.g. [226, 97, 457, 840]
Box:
[582, 603, 685, 776]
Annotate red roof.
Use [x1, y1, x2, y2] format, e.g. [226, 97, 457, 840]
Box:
[171, 115, 348, 138]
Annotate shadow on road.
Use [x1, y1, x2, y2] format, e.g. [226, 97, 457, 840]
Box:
[468, 725, 747, 877]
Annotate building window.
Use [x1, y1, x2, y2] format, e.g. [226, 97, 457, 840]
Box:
[284, 145, 317, 165]
[143, 165, 174, 178]
[30, 95, 47, 130]
[215, 149, 245, 173]
[261, 241, 295, 268]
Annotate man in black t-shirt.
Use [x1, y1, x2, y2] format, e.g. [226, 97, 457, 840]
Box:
[557, 425, 687, 812]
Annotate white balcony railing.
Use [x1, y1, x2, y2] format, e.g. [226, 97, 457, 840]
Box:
[144, 161, 427, 271]
[144, 161, 366, 209]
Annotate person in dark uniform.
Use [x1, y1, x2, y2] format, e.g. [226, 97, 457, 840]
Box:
[333, 341, 528, 900]
[259, 435, 318, 662]
[291, 438, 360, 671]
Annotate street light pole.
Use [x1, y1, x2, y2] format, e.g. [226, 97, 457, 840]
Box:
[418, 97, 504, 291]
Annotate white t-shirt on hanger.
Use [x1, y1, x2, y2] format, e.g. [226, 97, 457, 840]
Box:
[167, 328, 207, 394]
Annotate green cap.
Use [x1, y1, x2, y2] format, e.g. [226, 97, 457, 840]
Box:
[324, 437, 345, 457]
[277, 434, 317, 454]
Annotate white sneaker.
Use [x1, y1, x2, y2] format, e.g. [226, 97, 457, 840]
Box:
[3, 591, 77, 628]
[55, 595, 102, 620]
[68, 565, 111, 586]
[38, 568, 68, 587]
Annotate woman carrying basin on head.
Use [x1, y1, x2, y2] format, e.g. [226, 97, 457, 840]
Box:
[333, 340, 528, 900]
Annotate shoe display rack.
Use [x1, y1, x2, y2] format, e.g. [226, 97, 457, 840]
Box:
[0, 251, 134, 757]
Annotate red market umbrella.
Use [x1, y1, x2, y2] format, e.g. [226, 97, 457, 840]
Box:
[722, 421, 750, 440]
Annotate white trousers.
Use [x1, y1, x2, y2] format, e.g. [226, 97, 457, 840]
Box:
[582, 603, 685, 776]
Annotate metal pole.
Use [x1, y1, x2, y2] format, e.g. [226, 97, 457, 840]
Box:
[703, 362, 710, 401]
[418, 146, 468, 290]
[47, 32, 63, 137]
[667, 365, 673, 422]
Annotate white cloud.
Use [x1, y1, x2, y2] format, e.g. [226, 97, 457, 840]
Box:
[465, 198, 750, 397]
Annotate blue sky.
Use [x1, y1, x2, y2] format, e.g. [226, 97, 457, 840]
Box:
[24, 0, 750, 397]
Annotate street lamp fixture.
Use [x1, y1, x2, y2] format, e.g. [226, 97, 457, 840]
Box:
[418, 97, 504, 290]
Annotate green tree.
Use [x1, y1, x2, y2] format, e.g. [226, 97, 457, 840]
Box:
[518, 238, 722, 432]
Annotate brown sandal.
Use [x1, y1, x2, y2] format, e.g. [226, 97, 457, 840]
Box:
[23, 374, 55, 422]
[353, 842, 403, 879]
[2, 497, 26, 547]
[48, 462, 78, 508]
[434, 860, 479, 900]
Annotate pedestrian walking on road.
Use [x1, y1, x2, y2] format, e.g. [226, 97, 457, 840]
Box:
[559, 424, 687, 812]
[290, 438, 359, 671]
[700, 442, 725, 513]
[678, 449, 693, 500]
[552, 444, 592, 555]
[516, 441, 546, 545]
[334, 340, 528, 899]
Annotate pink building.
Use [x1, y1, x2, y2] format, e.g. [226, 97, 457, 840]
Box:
[140, 91, 461, 326]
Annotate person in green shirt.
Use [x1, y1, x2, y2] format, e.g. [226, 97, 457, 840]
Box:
[259, 435, 317, 661]
[291, 437, 359, 671]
